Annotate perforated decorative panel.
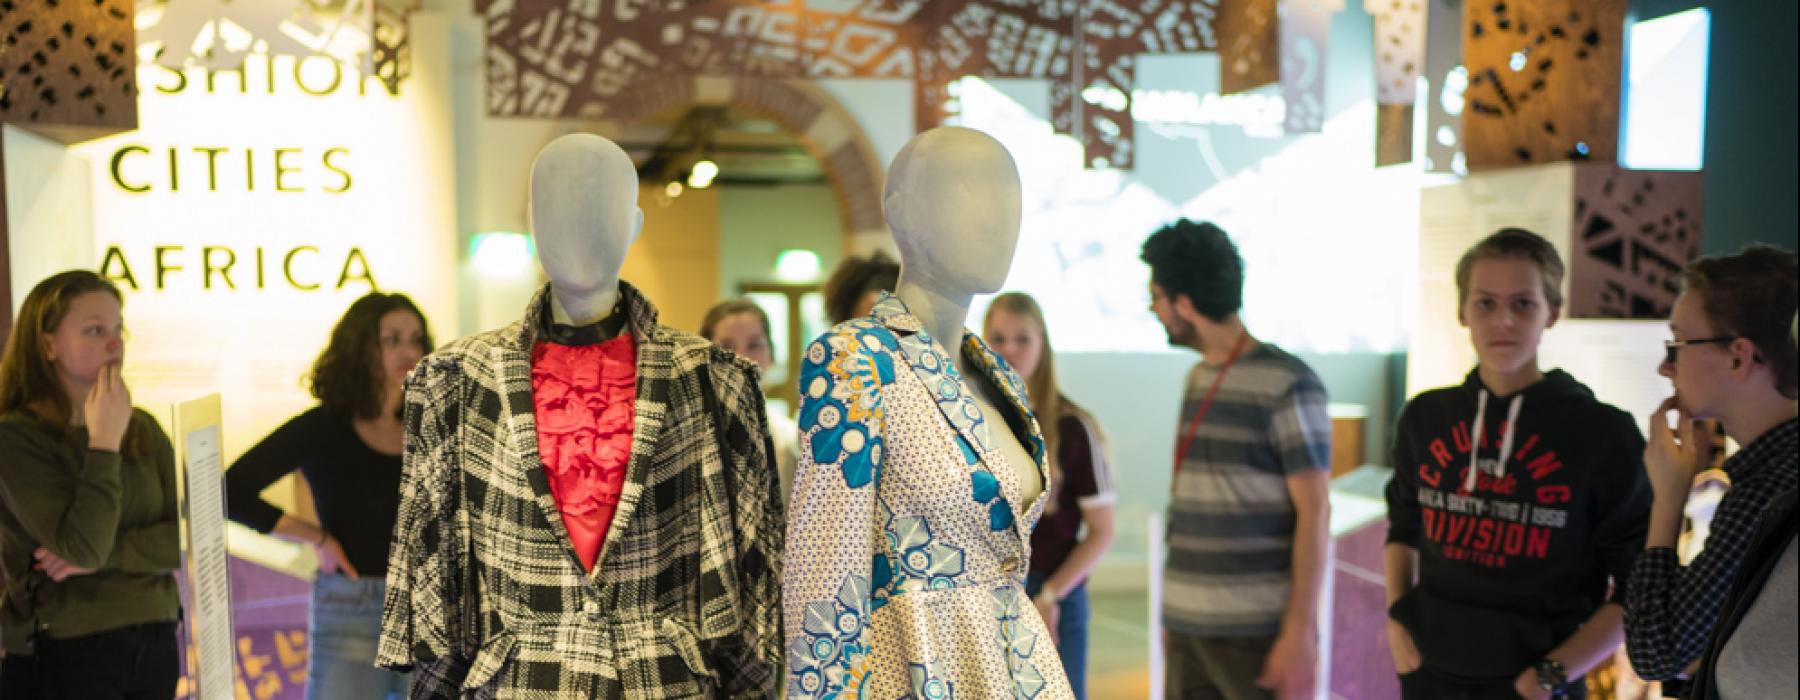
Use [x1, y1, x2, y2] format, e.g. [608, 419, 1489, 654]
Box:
[1461, 0, 1625, 170]
[478, 0, 1240, 170]
[0, 0, 138, 142]
[1569, 165, 1702, 319]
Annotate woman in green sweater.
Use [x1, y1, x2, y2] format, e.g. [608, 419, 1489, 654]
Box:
[0, 270, 181, 698]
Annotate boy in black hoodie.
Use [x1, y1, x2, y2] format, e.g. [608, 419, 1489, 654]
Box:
[1384, 229, 1653, 699]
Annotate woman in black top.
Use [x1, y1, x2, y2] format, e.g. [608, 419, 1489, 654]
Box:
[225, 292, 431, 700]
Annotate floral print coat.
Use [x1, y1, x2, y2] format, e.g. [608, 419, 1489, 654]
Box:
[782, 294, 1074, 699]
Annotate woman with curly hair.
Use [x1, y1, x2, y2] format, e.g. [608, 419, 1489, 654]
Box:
[0, 270, 180, 698]
[224, 292, 432, 700]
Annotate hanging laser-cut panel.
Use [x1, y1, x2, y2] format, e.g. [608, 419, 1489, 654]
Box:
[0, 0, 138, 142]
[476, 0, 1221, 170]
[1461, 0, 1625, 171]
[1368, 0, 1425, 164]
[1280, 0, 1339, 134]
[1376, 103, 1413, 165]
[1218, 0, 1280, 94]
[1568, 165, 1703, 319]
[1422, 0, 1463, 172]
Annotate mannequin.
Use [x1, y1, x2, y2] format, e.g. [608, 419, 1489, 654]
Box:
[528, 133, 641, 326]
[783, 127, 1071, 698]
[885, 127, 1043, 507]
[379, 133, 783, 698]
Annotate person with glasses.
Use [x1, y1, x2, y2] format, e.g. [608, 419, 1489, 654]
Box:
[0, 270, 181, 698]
[1625, 245, 1799, 687]
[1384, 229, 1652, 700]
[224, 292, 432, 700]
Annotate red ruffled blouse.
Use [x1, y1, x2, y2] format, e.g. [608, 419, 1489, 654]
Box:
[531, 332, 636, 573]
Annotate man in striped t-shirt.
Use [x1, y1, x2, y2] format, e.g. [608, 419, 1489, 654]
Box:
[1141, 220, 1333, 700]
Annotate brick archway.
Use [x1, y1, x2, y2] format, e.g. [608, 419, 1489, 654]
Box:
[603, 77, 889, 255]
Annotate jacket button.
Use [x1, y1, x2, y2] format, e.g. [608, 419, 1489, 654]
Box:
[1001, 557, 1020, 574]
[583, 601, 601, 622]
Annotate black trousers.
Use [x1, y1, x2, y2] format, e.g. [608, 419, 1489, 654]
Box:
[1399, 669, 1588, 700]
[0, 621, 179, 700]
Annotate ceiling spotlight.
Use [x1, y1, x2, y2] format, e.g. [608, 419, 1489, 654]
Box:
[665, 181, 685, 198]
[687, 159, 719, 189]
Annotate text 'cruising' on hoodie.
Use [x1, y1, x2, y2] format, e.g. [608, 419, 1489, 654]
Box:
[1384, 369, 1653, 682]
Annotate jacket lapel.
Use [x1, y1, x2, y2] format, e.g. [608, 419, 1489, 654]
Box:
[587, 281, 666, 580]
[958, 333, 1050, 530]
[874, 295, 1048, 541]
[494, 334, 589, 577]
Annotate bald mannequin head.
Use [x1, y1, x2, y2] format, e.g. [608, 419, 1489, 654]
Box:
[528, 133, 644, 295]
[883, 126, 1023, 297]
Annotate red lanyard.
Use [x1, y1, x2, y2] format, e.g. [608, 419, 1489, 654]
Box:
[1173, 332, 1249, 474]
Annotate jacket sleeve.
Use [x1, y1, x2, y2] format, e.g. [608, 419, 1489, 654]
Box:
[1625, 455, 1766, 679]
[0, 420, 125, 570]
[105, 413, 181, 574]
[1385, 401, 1424, 548]
[782, 330, 889, 697]
[377, 358, 470, 696]
[707, 356, 786, 698]
[1592, 412, 1652, 607]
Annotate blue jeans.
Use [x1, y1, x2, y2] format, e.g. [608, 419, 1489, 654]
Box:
[308, 574, 409, 700]
[1026, 573, 1091, 700]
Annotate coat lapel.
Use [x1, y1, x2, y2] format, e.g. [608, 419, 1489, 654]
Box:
[873, 295, 1048, 540]
[587, 281, 666, 580]
[493, 334, 589, 577]
[958, 333, 1050, 530]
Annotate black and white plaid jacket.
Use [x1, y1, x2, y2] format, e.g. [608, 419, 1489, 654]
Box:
[378, 282, 783, 698]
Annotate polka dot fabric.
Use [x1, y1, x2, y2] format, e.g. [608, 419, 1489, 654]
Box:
[783, 295, 1072, 699]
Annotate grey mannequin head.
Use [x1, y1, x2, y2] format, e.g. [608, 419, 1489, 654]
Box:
[883, 126, 1023, 297]
[527, 133, 645, 293]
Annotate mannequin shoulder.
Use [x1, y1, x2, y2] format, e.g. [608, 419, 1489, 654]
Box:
[805, 317, 903, 362]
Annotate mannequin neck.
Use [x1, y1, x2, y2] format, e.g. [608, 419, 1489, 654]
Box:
[895, 278, 972, 354]
[548, 279, 621, 327]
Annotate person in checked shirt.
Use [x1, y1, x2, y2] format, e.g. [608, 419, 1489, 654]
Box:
[1626, 245, 1799, 684]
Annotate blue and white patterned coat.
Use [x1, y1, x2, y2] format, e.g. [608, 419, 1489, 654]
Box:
[782, 294, 1073, 699]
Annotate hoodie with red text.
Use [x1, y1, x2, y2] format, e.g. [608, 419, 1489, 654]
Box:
[1385, 369, 1652, 683]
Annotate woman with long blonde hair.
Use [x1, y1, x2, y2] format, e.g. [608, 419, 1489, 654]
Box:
[983, 292, 1117, 699]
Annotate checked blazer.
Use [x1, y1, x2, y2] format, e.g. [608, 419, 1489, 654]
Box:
[378, 282, 784, 699]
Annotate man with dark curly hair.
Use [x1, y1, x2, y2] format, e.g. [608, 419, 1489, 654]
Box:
[1140, 220, 1332, 700]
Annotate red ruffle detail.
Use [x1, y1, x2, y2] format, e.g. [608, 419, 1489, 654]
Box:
[531, 333, 637, 572]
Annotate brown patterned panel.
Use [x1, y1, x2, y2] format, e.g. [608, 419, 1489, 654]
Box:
[1217, 0, 1278, 94]
[1280, 0, 1336, 134]
[1368, 0, 1425, 106]
[1421, 0, 1462, 172]
[1369, 0, 1424, 164]
[0, 0, 138, 143]
[480, 0, 1230, 170]
[1376, 103, 1412, 165]
[371, 2, 415, 94]
[1568, 165, 1703, 319]
[1461, 0, 1624, 171]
